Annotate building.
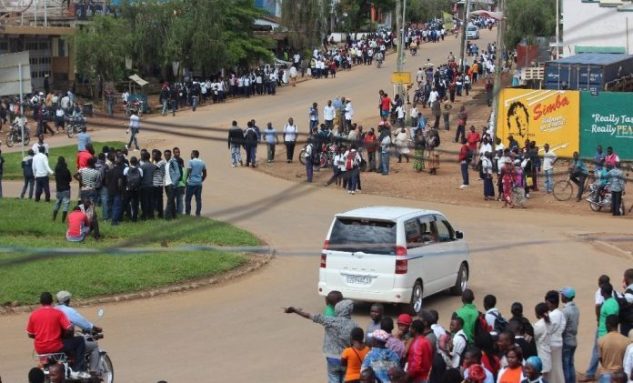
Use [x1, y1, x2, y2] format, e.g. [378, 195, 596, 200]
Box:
[563, 0, 633, 56]
[255, 0, 282, 18]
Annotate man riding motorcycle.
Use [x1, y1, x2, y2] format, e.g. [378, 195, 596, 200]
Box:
[55, 291, 103, 374]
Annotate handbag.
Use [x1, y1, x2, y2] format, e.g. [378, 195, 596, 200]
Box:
[526, 176, 534, 187]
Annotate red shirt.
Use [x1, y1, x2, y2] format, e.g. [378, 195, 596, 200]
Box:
[26, 306, 72, 354]
[76, 150, 92, 170]
[459, 144, 470, 162]
[363, 134, 378, 153]
[381, 97, 392, 112]
[407, 335, 433, 380]
[67, 210, 89, 237]
[466, 132, 480, 152]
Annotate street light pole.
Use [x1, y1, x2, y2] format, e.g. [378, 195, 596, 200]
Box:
[491, 0, 506, 141]
[459, 0, 471, 74]
[555, 0, 560, 59]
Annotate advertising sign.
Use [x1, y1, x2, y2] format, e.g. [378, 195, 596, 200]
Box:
[0, 51, 32, 97]
[496, 89, 579, 158]
[580, 92, 633, 161]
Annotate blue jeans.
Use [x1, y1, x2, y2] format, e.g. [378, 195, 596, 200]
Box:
[347, 168, 358, 191]
[176, 186, 185, 215]
[185, 184, 202, 216]
[231, 144, 242, 166]
[585, 328, 600, 378]
[460, 161, 469, 185]
[192, 96, 198, 111]
[381, 150, 390, 175]
[306, 158, 313, 182]
[100, 187, 111, 220]
[53, 190, 71, 213]
[599, 373, 612, 383]
[161, 100, 168, 115]
[544, 169, 554, 193]
[326, 357, 345, 383]
[110, 194, 123, 225]
[21, 176, 35, 199]
[563, 345, 576, 383]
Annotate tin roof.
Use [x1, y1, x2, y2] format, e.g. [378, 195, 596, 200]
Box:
[549, 53, 633, 65]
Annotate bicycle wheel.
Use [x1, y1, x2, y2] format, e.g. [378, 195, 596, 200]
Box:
[67, 124, 74, 138]
[298, 149, 306, 165]
[6, 132, 14, 147]
[589, 200, 602, 212]
[553, 180, 573, 201]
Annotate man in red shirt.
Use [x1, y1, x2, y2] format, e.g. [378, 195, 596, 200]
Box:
[75, 143, 94, 170]
[406, 319, 433, 383]
[66, 206, 90, 242]
[466, 126, 481, 169]
[26, 292, 86, 372]
[459, 139, 471, 189]
[380, 93, 392, 120]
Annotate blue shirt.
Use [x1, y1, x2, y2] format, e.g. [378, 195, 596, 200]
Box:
[76, 132, 91, 151]
[417, 116, 427, 130]
[361, 347, 400, 383]
[187, 158, 206, 186]
[263, 128, 277, 144]
[55, 304, 93, 331]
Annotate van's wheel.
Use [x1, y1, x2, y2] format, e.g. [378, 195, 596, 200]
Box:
[450, 263, 468, 295]
[409, 280, 423, 316]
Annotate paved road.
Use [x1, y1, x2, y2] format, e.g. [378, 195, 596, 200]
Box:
[2, 30, 632, 382]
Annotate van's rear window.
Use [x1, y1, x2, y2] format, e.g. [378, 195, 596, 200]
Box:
[328, 218, 397, 254]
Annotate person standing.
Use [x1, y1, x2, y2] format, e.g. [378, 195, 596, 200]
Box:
[560, 288, 580, 383]
[534, 303, 553, 381]
[607, 162, 625, 216]
[545, 290, 567, 383]
[244, 121, 259, 168]
[106, 155, 126, 226]
[139, 151, 156, 220]
[126, 110, 140, 151]
[185, 150, 206, 216]
[455, 106, 468, 143]
[304, 138, 315, 183]
[152, 150, 165, 219]
[309, 102, 319, 131]
[284, 300, 358, 383]
[363, 128, 378, 172]
[580, 276, 612, 383]
[76, 126, 91, 152]
[228, 121, 244, 167]
[341, 328, 371, 383]
[598, 315, 631, 383]
[458, 139, 470, 189]
[122, 156, 142, 222]
[482, 152, 495, 200]
[172, 147, 186, 215]
[406, 319, 433, 383]
[32, 146, 54, 202]
[344, 99, 354, 132]
[263, 122, 278, 163]
[324, 100, 335, 130]
[442, 99, 452, 131]
[455, 289, 479, 343]
[20, 149, 35, 199]
[52, 157, 72, 222]
[379, 127, 391, 176]
[283, 117, 298, 163]
[163, 149, 180, 220]
[542, 144, 557, 194]
[0, 149, 4, 198]
[75, 157, 101, 204]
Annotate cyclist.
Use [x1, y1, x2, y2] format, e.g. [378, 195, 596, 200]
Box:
[569, 151, 589, 202]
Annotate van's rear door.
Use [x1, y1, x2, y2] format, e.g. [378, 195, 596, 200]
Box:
[324, 217, 398, 291]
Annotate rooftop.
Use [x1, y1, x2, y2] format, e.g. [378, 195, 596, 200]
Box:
[548, 53, 633, 65]
[336, 206, 441, 221]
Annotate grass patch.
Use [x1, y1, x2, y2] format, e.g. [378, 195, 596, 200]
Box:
[0, 198, 261, 305]
[1, 141, 125, 180]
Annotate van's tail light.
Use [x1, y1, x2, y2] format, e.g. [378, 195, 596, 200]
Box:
[323, 240, 330, 250]
[395, 246, 408, 256]
[320, 254, 327, 268]
[395, 259, 408, 274]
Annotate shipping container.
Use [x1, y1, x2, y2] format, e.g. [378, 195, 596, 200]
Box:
[543, 53, 633, 90]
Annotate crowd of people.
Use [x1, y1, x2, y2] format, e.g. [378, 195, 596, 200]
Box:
[20, 117, 207, 242]
[285, 269, 633, 383]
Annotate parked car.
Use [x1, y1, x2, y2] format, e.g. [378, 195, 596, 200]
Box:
[466, 24, 480, 40]
[318, 206, 470, 315]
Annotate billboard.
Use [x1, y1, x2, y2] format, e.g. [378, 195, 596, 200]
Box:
[496, 89, 579, 158]
[0, 51, 32, 97]
[580, 92, 633, 161]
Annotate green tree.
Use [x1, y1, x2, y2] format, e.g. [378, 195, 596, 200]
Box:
[74, 15, 131, 82]
[281, 0, 325, 51]
[505, 0, 555, 48]
[408, 0, 453, 23]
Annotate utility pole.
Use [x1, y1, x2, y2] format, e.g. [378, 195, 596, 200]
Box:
[458, 0, 471, 74]
[555, 0, 560, 59]
[491, 0, 506, 141]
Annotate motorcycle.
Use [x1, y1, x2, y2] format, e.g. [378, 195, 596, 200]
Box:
[66, 115, 86, 138]
[412, 88, 426, 108]
[35, 309, 114, 383]
[5, 121, 31, 147]
[375, 53, 384, 68]
[587, 183, 625, 215]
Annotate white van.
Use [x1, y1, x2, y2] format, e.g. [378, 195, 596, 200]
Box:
[318, 206, 470, 315]
[466, 24, 480, 40]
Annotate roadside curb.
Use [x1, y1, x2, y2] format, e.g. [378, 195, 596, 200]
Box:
[592, 240, 633, 259]
[0, 250, 274, 316]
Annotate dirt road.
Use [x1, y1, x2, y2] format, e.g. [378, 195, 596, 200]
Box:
[1, 29, 631, 382]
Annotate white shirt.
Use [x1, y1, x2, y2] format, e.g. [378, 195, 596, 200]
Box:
[344, 103, 354, 120]
[129, 114, 140, 130]
[396, 105, 405, 119]
[32, 142, 50, 155]
[479, 142, 492, 155]
[485, 308, 501, 329]
[543, 150, 557, 171]
[451, 329, 468, 368]
[428, 90, 439, 104]
[32, 152, 53, 178]
[323, 105, 335, 121]
[283, 124, 297, 142]
[548, 308, 567, 347]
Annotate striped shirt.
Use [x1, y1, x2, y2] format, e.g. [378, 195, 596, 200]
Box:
[152, 160, 165, 187]
[79, 168, 101, 191]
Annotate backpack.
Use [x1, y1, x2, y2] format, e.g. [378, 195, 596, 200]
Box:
[617, 288, 633, 325]
[489, 311, 509, 334]
[126, 167, 142, 191]
[345, 150, 357, 171]
[473, 311, 493, 340]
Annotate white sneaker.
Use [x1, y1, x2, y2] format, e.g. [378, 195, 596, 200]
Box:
[347, 190, 352, 194]
[459, 184, 468, 189]
[351, 191, 356, 194]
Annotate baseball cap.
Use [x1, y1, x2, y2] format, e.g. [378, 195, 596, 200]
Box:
[560, 287, 576, 299]
[56, 290, 72, 303]
[397, 313, 413, 326]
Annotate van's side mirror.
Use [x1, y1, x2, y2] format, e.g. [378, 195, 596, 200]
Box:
[455, 231, 464, 239]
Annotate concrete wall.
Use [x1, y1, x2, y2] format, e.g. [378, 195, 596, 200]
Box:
[562, 0, 633, 56]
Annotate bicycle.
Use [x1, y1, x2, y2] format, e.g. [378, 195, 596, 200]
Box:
[553, 172, 592, 201]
